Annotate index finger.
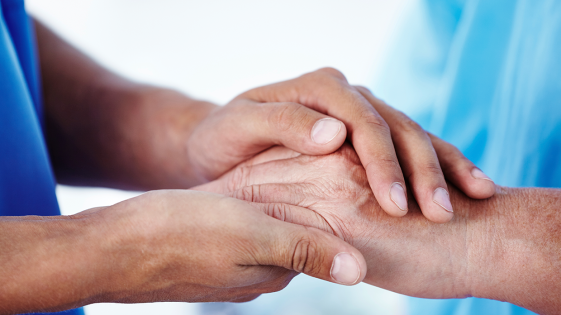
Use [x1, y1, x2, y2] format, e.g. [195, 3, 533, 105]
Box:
[244, 67, 409, 217]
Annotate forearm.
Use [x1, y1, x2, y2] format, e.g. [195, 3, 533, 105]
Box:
[204, 145, 561, 312]
[35, 19, 218, 189]
[465, 187, 561, 315]
[359, 185, 561, 314]
[0, 215, 107, 314]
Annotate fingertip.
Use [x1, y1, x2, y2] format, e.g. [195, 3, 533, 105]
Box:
[309, 118, 347, 153]
[417, 187, 455, 223]
[330, 251, 367, 286]
[451, 168, 496, 199]
[388, 182, 409, 216]
[467, 168, 496, 199]
[425, 210, 454, 224]
[366, 171, 409, 217]
[292, 227, 366, 286]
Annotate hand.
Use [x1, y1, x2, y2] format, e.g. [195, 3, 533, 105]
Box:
[85, 191, 368, 301]
[188, 68, 495, 223]
[38, 21, 493, 222]
[0, 190, 367, 314]
[37, 19, 493, 222]
[195, 145, 471, 298]
[196, 145, 561, 315]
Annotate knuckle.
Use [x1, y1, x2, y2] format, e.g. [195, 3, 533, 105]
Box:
[243, 185, 261, 202]
[302, 67, 347, 86]
[337, 144, 362, 166]
[406, 161, 444, 183]
[291, 233, 324, 275]
[230, 185, 260, 202]
[362, 112, 390, 132]
[265, 203, 289, 221]
[315, 67, 346, 80]
[354, 85, 372, 95]
[364, 156, 400, 174]
[268, 103, 307, 132]
[227, 165, 250, 191]
[394, 112, 426, 135]
[424, 161, 444, 176]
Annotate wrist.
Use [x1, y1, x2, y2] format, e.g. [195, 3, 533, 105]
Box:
[463, 186, 559, 312]
[81, 196, 178, 303]
[131, 87, 219, 188]
[0, 214, 110, 313]
[95, 85, 218, 189]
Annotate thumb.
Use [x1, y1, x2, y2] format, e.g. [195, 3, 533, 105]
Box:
[251, 218, 367, 286]
[255, 102, 347, 155]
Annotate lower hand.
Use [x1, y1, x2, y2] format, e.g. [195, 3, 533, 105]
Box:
[195, 145, 487, 299]
[79, 190, 367, 304]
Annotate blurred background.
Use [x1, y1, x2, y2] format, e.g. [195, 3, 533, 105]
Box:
[25, 0, 413, 314]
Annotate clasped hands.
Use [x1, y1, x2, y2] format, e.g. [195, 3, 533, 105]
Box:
[73, 68, 500, 306]
[7, 23, 558, 315]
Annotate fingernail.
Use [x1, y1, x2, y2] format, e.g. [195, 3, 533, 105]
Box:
[330, 252, 360, 285]
[471, 168, 493, 182]
[433, 188, 453, 213]
[311, 118, 342, 144]
[389, 182, 408, 211]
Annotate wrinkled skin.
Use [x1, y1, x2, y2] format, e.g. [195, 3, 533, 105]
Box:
[196, 144, 561, 315]
[196, 145, 481, 299]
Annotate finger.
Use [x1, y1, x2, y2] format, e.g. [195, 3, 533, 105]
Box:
[228, 183, 309, 206]
[428, 133, 495, 199]
[240, 146, 301, 167]
[255, 101, 347, 155]
[190, 158, 302, 195]
[250, 202, 335, 235]
[250, 216, 367, 286]
[190, 100, 346, 180]
[245, 68, 409, 217]
[197, 154, 313, 195]
[356, 87, 453, 223]
[230, 183, 344, 237]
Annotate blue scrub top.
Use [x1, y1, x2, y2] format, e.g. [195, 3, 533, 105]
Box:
[1, 0, 84, 314]
[373, 0, 561, 314]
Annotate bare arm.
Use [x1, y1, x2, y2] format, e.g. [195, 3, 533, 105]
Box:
[35, 18, 495, 222]
[199, 145, 561, 315]
[0, 191, 366, 314]
[36, 19, 217, 189]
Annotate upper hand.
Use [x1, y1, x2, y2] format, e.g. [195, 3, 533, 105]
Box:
[188, 68, 495, 222]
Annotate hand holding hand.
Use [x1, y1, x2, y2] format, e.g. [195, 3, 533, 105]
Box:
[187, 68, 495, 223]
[195, 145, 490, 300]
[77, 190, 367, 304]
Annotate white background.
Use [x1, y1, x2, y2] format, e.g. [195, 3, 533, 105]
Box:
[25, 1, 411, 314]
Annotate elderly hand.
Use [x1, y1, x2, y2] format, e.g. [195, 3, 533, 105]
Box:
[187, 68, 495, 223]
[195, 145, 472, 298]
[196, 145, 561, 314]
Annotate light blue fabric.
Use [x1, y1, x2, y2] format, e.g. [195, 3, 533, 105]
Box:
[372, 0, 561, 314]
[0, 0, 84, 314]
[203, 0, 560, 314]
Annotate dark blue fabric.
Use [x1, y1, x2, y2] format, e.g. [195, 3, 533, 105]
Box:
[0, 0, 58, 216]
[1, 1, 84, 314]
